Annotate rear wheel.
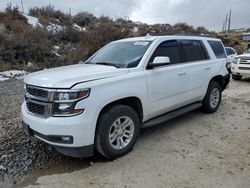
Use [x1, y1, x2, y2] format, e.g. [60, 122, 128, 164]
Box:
[95, 105, 140, 159]
[232, 74, 242, 80]
[202, 81, 222, 113]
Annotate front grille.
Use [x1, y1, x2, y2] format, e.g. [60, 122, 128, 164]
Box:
[239, 62, 250, 64]
[240, 57, 250, 61]
[27, 102, 45, 116]
[27, 85, 48, 98]
[239, 67, 250, 71]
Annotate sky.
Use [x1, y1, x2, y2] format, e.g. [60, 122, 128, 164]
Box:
[1, 0, 250, 31]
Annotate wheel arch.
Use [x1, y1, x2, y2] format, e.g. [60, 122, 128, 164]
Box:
[97, 96, 144, 122]
[209, 75, 225, 90]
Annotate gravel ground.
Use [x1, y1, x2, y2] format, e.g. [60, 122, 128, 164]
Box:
[0, 77, 250, 188]
[0, 79, 80, 187]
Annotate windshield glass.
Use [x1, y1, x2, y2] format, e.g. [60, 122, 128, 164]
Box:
[86, 41, 152, 68]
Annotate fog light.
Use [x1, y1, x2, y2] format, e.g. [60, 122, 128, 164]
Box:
[61, 136, 71, 142]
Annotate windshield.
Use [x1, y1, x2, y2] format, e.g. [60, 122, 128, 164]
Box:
[86, 41, 152, 68]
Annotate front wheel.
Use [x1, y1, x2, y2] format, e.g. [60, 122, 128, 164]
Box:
[95, 105, 140, 159]
[202, 81, 222, 113]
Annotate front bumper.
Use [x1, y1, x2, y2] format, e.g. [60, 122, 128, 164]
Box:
[231, 63, 250, 76]
[21, 102, 95, 158]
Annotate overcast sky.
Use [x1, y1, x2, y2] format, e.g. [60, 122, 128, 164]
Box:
[1, 0, 250, 31]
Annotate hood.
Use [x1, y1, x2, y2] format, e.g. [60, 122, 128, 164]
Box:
[237, 53, 250, 59]
[24, 64, 129, 88]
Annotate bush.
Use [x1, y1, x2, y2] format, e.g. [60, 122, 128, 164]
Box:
[173, 23, 196, 33]
[0, 28, 53, 69]
[60, 27, 81, 43]
[4, 3, 27, 22]
[73, 12, 96, 26]
[29, 5, 71, 24]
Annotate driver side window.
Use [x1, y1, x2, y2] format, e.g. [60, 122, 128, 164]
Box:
[149, 40, 182, 64]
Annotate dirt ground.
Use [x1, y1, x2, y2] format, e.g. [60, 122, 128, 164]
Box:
[1, 77, 250, 188]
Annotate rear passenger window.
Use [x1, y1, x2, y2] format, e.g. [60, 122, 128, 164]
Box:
[208, 40, 227, 59]
[150, 40, 181, 64]
[150, 39, 209, 66]
[179, 40, 209, 62]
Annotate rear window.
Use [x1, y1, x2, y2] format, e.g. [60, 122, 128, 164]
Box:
[179, 40, 209, 62]
[150, 40, 209, 64]
[208, 40, 226, 59]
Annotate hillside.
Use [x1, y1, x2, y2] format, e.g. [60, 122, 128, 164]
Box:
[0, 4, 249, 72]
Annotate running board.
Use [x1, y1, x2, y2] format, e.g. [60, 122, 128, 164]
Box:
[142, 102, 202, 128]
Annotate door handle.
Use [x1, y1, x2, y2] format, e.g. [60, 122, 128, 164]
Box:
[205, 66, 211, 70]
[178, 71, 186, 76]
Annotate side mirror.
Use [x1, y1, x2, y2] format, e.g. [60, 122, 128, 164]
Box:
[148, 56, 170, 68]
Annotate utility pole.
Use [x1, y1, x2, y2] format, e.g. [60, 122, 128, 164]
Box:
[69, 7, 71, 16]
[225, 13, 228, 31]
[20, 0, 24, 13]
[228, 9, 232, 32]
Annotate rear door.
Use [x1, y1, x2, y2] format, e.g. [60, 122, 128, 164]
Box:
[145, 40, 190, 118]
[177, 39, 212, 101]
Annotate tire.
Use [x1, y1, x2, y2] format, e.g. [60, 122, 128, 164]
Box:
[232, 74, 242, 80]
[95, 105, 140, 159]
[202, 81, 222, 113]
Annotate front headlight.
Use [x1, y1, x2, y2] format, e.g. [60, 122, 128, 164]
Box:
[54, 89, 90, 101]
[53, 89, 90, 116]
[232, 58, 239, 64]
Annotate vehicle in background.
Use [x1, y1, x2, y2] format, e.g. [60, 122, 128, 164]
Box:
[225, 47, 237, 63]
[243, 48, 250, 54]
[231, 49, 250, 80]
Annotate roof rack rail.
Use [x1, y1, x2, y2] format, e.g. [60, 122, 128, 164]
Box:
[150, 32, 217, 38]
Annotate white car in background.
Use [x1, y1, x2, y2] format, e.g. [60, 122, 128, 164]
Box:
[231, 48, 250, 80]
[225, 47, 237, 63]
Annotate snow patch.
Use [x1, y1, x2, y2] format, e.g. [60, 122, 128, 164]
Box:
[53, 46, 60, 50]
[73, 23, 87, 32]
[51, 45, 61, 57]
[22, 14, 43, 28]
[0, 70, 28, 81]
[47, 23, 64, 34]
[132, 26, 139, 33]
[51, 50, 61, 57]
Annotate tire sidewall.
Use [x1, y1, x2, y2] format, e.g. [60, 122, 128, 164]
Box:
[203, 81, 222, 113]
[97, 105, 140, 159]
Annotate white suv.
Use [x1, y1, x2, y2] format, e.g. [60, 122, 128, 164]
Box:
[231, 48, 250, 80]
[21, 35, 230, 159]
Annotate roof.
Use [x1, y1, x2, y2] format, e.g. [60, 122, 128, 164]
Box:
[115, 34, 219, 43]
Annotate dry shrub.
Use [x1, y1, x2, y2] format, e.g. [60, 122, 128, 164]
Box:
[173, 23, 196, 33]
[64, 43, 90, 65]
[29, 5, 71, 25]
[73, 12, 96, 26]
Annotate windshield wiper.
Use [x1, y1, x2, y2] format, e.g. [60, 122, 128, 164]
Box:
[87, 62, 121, 68]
